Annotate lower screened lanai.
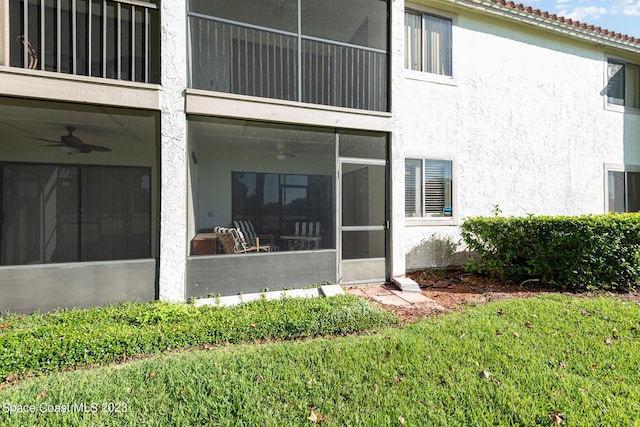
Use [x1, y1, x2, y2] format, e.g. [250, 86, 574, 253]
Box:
[186, 117, 388, 297]
[0, 96, 159, 312]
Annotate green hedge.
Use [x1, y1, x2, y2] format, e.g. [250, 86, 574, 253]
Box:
[461, 213, 640, 291]
[0, 295, 397, 380]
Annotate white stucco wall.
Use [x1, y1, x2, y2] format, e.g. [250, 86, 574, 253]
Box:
[392, 0, 640, 272]
[158, 1, 188, 302]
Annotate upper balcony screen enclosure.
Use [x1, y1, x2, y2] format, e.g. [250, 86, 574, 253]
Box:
[9, 0, 159, 83]
[188, 0, 389, 112]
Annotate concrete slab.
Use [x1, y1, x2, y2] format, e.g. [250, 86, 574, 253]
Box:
[194, 287, 327, 307]
[393, 276, 422, 293]
[389, 289, 430, 304]
[345, 287, 368, 298]
[320, 285, 345, 297]
[282, 288, 322, 299]
[367, 294, 411, 307]
[360, 286, 395, 297]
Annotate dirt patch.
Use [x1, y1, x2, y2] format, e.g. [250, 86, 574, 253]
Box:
[403, 270, 640, 319]
[408, 270, 553, 312]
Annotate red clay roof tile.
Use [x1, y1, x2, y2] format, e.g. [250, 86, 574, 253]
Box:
[486, 0, 640, 45]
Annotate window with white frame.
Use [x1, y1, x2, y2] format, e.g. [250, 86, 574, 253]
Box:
[405, 159, 453, 218]
[608, 169, 640, 212]
[404, 10, 452, 76]
[607, 59, 640, 109]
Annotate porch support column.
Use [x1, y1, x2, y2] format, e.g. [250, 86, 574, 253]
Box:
[158, 0, 188, 302]
[0, 0, 8, 66]
[390, 0, 407, 278]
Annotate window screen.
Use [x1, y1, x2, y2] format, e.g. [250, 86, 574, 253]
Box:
[1, 163, 151, 265]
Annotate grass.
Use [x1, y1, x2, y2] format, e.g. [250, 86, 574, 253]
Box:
[0, 295, 639, 426]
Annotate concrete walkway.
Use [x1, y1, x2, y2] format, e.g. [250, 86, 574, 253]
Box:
[345, 283, 446, 314]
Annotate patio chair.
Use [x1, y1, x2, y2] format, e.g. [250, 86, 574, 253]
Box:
[214, 226, 270, 254]
[16, 35, 39, 70]
[233, 220, 279, 251]
[292, 221, 322, 250]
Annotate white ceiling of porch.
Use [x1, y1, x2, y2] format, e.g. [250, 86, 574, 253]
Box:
[0, 97, 158, 164]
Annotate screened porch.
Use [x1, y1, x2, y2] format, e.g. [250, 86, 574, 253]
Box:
[0, 96, 159, 313]
[186, 116, 389, 298]
[187, 0, 389, 112]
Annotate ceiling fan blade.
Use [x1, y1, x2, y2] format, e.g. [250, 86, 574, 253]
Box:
[30, 129, 111, 154]
[29, 137, 62, 144]
[83, 144, 112, 152]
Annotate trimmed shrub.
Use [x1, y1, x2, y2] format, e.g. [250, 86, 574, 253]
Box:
[461, 213, 640, 291]
[0, 295, 397, 379]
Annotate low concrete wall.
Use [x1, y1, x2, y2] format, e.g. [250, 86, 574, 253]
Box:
[186, 250, 337, 298]
[0, 259, 157, 313]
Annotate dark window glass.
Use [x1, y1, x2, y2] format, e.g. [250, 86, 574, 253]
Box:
[75, 0, 89, 75]
[232, 171, 334, 251]
[626, 172, 640, 212]
[607, 60, 625, 106]
[0, 163, 151, 266]
[134, 7, 145, 82]
[90, 0, 102, 77]
[44, 0, 58, 71]
[9, 0, 24, 68]
[120, 5, 132, 80]
[608, 171, 625, 213]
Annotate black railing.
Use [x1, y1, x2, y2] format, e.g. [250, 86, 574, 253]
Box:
[9, 0, 160, 83]
[189, 15, 388, 112]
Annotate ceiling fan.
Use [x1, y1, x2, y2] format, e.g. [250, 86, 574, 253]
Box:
[275, 142, 295, 160]
[31, 126, 112, 154]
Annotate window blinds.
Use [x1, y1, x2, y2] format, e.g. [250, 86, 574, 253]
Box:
[424, 14, 452, 76]
[404, 11, 422, 71]
[424, 160, 448, 213]
[405, 159, 422, 217]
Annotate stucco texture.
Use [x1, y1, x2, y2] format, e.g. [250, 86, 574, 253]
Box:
[159, 1, 189, 302]
[393, 2, 640, 271]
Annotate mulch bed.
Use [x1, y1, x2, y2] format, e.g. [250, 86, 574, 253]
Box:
[404, 269, 640, 316]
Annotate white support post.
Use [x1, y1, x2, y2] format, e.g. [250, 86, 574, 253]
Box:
[390, 0, 407, 279]
[158, 0, 188, 302]
[0, 0, 8, 66]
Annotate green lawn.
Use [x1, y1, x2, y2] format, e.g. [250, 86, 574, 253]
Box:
[1, 295, 639, 426]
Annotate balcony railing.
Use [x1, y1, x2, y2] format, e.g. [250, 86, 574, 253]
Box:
[8, 0, 160, 84]
[189, 15, 388, 112]
[301, 38, 387, 112]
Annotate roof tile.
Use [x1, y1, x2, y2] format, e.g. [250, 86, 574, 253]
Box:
[487, 0, 640, 45]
